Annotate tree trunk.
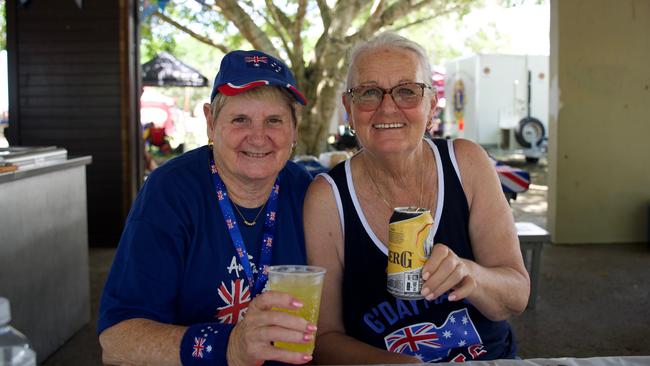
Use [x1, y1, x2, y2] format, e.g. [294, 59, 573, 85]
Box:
[297, 81, 341, 155]
[295, 57, 347, 156]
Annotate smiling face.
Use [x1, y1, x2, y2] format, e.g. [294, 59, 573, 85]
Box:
[205, 88, 297, 184]
[344, 47, 436, 155]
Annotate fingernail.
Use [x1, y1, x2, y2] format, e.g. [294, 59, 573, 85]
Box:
[425, 293, 435, 301]
[448, 294, 457, 301]
[421, 287, 430, 297]
[303, 333, 313, 341]
[303, 355, 313, 361]
[306, 324, 318, 332]
[291, 300, 304, 308]
[422, 271, 430, 281]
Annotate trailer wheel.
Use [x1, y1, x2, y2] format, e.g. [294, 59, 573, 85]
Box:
[515, 117, 545, 148]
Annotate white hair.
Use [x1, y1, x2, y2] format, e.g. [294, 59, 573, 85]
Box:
[345, 32, 433, 90]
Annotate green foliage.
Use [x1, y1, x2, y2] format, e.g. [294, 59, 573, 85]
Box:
[499, 0, 546, 6]
[140, 0, 248, 60]
[174, 36, 223, 79]
[140, 0, 513, 69]
[465, 22, 512, 54]
[140, 18, 178, 62]
[400, 3, 510, 65]
[1, 0, 6, 50]
[139, 0, 531, 153]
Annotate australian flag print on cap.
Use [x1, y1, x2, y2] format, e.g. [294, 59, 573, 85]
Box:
[210, 50, 307, 105]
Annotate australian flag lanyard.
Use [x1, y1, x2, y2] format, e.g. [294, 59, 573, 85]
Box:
[210, 157, 279, 296]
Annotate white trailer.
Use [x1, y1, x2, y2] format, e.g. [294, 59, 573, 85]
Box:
[443, 54, 549, 160]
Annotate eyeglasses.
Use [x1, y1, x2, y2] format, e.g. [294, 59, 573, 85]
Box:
[346, 82, 432, 111]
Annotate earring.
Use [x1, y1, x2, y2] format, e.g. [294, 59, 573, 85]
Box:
[291, 141, 297, 152]
[208, 138, 214, 146]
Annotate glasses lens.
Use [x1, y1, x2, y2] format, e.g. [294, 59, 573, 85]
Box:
[353, 86, 383, 110]
[392, 83, 423, 108]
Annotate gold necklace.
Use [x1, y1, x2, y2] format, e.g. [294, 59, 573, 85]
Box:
[232, 200, 266, 226]
[365, 155, 427, 210]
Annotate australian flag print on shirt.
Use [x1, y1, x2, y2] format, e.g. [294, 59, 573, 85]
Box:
[384, 308, 482, 362]
[215, 278, 251, 324]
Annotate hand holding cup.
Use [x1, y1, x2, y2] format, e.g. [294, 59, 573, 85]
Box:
[227, 289, 318, 366]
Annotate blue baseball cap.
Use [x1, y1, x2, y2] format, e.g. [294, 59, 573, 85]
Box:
[210, 50, 307, 105]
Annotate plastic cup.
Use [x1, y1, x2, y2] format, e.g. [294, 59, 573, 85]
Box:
[267, 265, 326, 354]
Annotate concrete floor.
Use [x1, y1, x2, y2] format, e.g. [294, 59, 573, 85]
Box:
[41, 158, 650, 365]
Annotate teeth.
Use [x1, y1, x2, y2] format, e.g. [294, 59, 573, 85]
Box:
[243, 152, 268, 158]
[373, 123, 405, 129]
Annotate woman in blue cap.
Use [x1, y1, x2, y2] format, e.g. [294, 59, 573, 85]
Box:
[98, 50, 314, 366]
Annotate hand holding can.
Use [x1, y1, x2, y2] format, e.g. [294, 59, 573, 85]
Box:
[387, 207, 434, 299]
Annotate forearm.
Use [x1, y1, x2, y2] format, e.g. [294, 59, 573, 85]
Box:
[99, 318, 187, 366]
[464, 260, 530, 321]
[314, 332, 418, 365]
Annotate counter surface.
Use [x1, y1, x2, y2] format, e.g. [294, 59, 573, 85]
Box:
[0, 155, 92, 184]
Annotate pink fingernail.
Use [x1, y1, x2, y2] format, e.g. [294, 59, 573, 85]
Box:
[292, 300, 303, 307]
[303, 355, 313, 361]
[422, 271, 430, 281]
[448, 294, 457, 301]
[306, 324, 317, 332]
[303, 333, 313, 341]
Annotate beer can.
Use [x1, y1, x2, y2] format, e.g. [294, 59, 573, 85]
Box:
[386, 207, 434, 299]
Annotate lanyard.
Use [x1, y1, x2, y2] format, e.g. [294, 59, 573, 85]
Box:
[210, 157, 280, 296]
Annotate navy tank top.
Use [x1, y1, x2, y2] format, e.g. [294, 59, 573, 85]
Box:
[322, 138, 517, 362]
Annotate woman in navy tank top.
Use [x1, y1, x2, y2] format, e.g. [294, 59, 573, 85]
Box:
[304, 32, 530, 364]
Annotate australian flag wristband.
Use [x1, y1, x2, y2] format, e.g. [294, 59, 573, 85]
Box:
[180, 322, 234, 366]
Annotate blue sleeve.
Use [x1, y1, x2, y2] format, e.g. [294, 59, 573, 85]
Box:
[98, 171, 190, 334]
[97, 219, 185, 334]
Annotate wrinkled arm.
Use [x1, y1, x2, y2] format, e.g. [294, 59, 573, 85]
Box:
[455, 139, 530, 320]
[99, 318, 186, 366]
[100, 290, 314, 366]
[304, 177, 418, 364]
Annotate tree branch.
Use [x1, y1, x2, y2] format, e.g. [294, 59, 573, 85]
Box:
[259, 8, 293, 61]
[314, 0, 366, 60]
[264, 0, 293, 32]
[262, 0, 294, 60]
[151, 10, 229, 53]
[348, 0, 436, 44]
[214, 0, 277, 54]
[316, 0, 331, 30]
[291, 0, 307, 68]
[369, 0, 387, 18]
[390, 15, 438, 32]
[390, 3, 469, 32]
[294, 0, 308, 43]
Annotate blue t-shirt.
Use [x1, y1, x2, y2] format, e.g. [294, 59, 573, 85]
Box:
[98, 145, 312, 334]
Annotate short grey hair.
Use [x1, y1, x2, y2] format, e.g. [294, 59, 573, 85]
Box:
[345, 32, 433, 90]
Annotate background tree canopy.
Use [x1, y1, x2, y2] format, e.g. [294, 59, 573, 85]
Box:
[1, 0, 6, 50]
[140, 0, 546, 154]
